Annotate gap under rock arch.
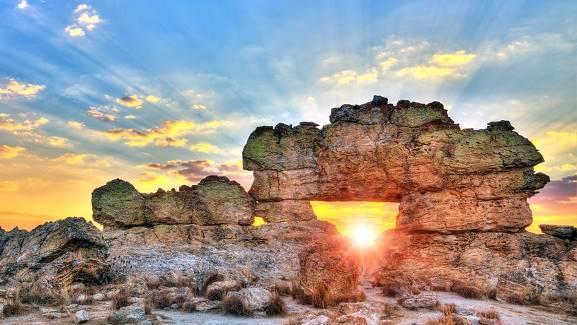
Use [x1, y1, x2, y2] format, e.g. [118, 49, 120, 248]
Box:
[310, 201, 399, 245]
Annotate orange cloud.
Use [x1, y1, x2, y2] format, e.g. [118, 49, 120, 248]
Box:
[0, 145, 25, 159]
[104, 120, 230, 147]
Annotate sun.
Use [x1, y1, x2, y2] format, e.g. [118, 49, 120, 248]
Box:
[349, 223, 378, 247]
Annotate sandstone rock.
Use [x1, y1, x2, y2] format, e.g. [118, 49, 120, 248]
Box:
[255, 200, 316, 222]
[398, 293, 439, 310]
[110, 304, 145, 323]
[205, 280, 241, 300]
[92, 176, 255, 229]
[0, 217, 107, 289]
[225, 287, 273, 311]
[539, 224, 577, 240]
[374, 230, 577, 310]
[243, 96, 547, 233]
[74, 310, 90, 323]
[93, 293, 105, 301]
[92, 179, 153, 228]
[297, 238, 363, 305]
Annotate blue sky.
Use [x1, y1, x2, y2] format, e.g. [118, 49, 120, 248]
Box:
[0, 0, 575, 230]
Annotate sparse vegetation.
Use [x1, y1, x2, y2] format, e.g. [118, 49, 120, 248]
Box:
[182, 301, 197, 313]
[144, 297, 153, 315]
[451, 281, 486, 300]
[20, 284, 67, 306]
[475, 308, 500, 321]
[111, 288, 130, 310]
[425, 303, 470, 325]
[265, 291, 287, 316]
[2, 289, 25, 317]
[382, 303, 402, 319]
[222, 294, 253, 316]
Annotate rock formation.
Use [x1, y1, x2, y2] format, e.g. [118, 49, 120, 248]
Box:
[0, 218, 107, 289]
[242, 95, 576, 312]
[243, 96, 549, 232]
[93, 175, 255, 229]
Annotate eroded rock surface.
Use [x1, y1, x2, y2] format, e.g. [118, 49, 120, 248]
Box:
[243, 96, 548, 232]
[540, 224, 577, 240]
[93, 175, 255, 229]
[374, 230, 577, 312]
[0, 218, 107, 289]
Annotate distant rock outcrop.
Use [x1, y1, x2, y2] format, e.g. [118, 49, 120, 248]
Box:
[0, 218, 107, 289]
[540, 224, 577, 240]
[243, 96, 549, 232]
[92, 175, 255, 229]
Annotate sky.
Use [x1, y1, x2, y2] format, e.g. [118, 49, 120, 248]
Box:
[0, 0, 575, 234]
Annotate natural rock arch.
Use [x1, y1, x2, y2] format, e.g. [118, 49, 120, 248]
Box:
[242, 95, 549, 233]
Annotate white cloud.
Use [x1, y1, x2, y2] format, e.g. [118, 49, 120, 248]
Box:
[0, 79, 45, 99]
[86, 105, 118, 122]
[17, 0, 28, 9]
[65, 4, 103, 38]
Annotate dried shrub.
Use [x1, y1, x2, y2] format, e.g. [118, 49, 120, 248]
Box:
[182, 301, 196, 313]
[382, 303, 402, 319]
[440, 303, 456, 316]
[222, 295, 253, 316]
[475, 308, 500, 320]
[2, 289, 25, 317]
[206, 287, 224, 301]
[451, 281, 485, 300]
[111, 288, 130, 310]
[147, 289, 173, 309]
[20, 285, 67, 306]
[144, 297, 153, 315]
[199, 272, 224, 295]
[265, 291, 287, 316]
[311, 283, 330, 308]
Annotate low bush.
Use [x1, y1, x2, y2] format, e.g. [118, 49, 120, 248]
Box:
[182, 301, 196, 313]
[2, 290, 25, 318]
[222, 295, 253, 316]
[451, 281, 485, 300]
[265, 291, 287, 316]
[111, 288, 130, 310]
[475, 308, 500, 320]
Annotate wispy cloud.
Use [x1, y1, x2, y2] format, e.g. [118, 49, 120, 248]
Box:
[65, 4, 103, 37]
[116, 95, 144, 108]
[53, 153, 111, 167]
[67, 121, 85, 130]
[0, 145, 25, 159]
[86, 105, 118, 122]
[0, 79, 45, 99]
[189, 143, 224, 154]
[0, 113, 70, 147]
[104, 120, 230, 147]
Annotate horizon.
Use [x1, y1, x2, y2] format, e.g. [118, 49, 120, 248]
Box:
[0, 0, 575, 234]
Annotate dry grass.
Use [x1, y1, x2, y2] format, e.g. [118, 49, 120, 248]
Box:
[292, 282, 364, 309]
[475, 308, 500, 320]
[426, 303, 470, 325]
[199, 272, 224, 295]
[265, 291, 287, 316]
[451, 281, 486, 300]
[382, 303, 402, 319]
[145, 272, 197, 292]
[111, 288, 130, 310]
[2, 289, 25, 318]
[20, 285, 67, 306]
[222, 294, 253, 316]
[182, 301, 196, 313]
[144, 297, 153, 315]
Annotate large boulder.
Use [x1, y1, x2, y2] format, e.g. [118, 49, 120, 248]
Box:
[242, 96, 548, 232]
[540, 224, 577, 240]
[0, 217, 108, 288]
[92, 175, 255, 229]
[296, 238, 363, 306]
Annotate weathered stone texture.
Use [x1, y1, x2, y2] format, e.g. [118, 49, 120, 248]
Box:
[0, 218, 108, 288]
[243, 96, 548, 232]
[92, 175, 255, 229]
[374, 230, 577, 310]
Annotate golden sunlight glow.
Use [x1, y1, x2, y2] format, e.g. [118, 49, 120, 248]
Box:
[311, 201, 399, 239]
[252, 216, 267, 227]
[350, 223, 378, 247]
